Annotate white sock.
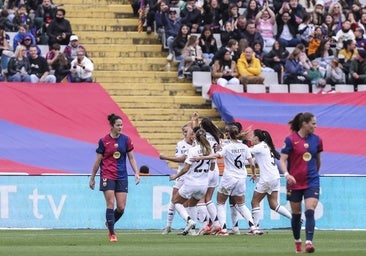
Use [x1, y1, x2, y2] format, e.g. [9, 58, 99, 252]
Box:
[174, 203, 189, 221]
[197, 203, 208, 228]
[217, 203, 226, 228]
[235, 203, 254, 227]
[206, 200, 218, 223]
[166, 202, 175, 227]
[252, 207, 261, 227]
[275, 205, 292, 219]
[188, 206, 197, 223]
[230, 204, 239, 228]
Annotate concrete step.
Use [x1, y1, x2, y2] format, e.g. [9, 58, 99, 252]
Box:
[70, 18, 138, 26]
[93, 57, 173, 71]
[62, 0, 125, 4]
[123, 108, 217, 121]
[93, 71, 181, 83]
[72, 23, 138, 32]
[88, 50, 166, 58]
[66, 5, 134, 18]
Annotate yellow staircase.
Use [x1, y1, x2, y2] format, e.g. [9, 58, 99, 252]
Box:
[62, 0, 222, 168]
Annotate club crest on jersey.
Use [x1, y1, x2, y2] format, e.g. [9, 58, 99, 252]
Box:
[113, 151, 121, 159]
[102, 178, 107, 187]
[303, 152, 312, 161]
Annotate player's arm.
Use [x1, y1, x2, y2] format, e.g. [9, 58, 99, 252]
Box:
[280, 153, 296, 185]
[127, 150, 140, 184]
[89, 153, 102, 190]
[169, 163, 190, 180]
[160, 153, 186, 163]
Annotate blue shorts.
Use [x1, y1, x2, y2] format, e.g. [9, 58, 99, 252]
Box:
[99, 178, 128, 193]
[286, 187, 319, 202]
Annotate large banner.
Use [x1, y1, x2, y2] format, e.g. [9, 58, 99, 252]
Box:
[210, 85, 366, 175]
[0, 175, 364, 230]
[0, 83, 174, 175]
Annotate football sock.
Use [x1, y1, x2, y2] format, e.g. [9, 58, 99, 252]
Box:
[106, 208, 115, 235]
[197, 203, 208, 227]
[114, 208, 124, 223]
[305, 209, 315, 241]
[252, 207, 261, 227]
[292, 213, 302, 240]
[217, 203, 226, 227]
[206, 200, 218, 224]
[188, 206, 197, 223]
[275, 205, 292, 219]
[174, 203, 189, 221]
[235, 203, 254, 227]
[230, 204, 239, 228]
[166, 202, 176, 227]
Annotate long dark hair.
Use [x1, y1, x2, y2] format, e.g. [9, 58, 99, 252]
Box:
[253, 129, 280, 159]
[200, 117, 221, 144]
[288, 112, 314, 132]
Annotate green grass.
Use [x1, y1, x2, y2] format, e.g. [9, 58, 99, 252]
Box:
[0, 229, 365, 256]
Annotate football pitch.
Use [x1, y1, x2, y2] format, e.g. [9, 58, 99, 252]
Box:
[0, 229, 365, 256]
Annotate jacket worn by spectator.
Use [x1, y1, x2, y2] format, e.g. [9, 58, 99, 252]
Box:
[70, 56, 94, 80]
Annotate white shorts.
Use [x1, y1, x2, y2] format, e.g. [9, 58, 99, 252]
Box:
[178, 184, 208, 200]
[218, 175, 246, 196]
[173, 176, 185, 189]
[254, 178, 280, 195]
[207, 164, 219, 188]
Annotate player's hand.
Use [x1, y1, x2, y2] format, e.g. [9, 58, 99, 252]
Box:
[169, 174, 176, 181]
[89, 178, 95, 190]
[286, 174, 296, 185]
[135, 174, 140, 185]
[159, 153, 165, 160]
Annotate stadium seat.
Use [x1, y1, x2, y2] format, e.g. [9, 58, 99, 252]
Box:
[312, 83, 332, 93]
[268, 84, 288, 93]
[246, 84, 266, 93]
[192, 71, 212, 91]
[226, 83, 243, 93]
[262, 71, 279, 88]
[335, 84, 355, 92]
[289, 83, 309, 93]
[357, 84, 366, 91]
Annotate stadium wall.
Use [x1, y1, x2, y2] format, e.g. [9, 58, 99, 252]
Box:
[0, 175, 364, 230]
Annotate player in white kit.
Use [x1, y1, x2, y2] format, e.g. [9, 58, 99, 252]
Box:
[250, 129, 292, 231]
[169, 128, 215, 235]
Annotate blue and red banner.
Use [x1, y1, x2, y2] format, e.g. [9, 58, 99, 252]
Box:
[0, 83, 174, 175]
[210, 84, 366, 175]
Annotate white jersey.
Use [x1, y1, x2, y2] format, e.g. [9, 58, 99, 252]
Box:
[250, 141, 280, 182]
[218, 141, 252, 179]
[184, 145, 213, 186]
[175, 139, 193, 173]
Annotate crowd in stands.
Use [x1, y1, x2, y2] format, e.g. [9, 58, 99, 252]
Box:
[135, 0, 366, 92]
[0, 0, 93, 83]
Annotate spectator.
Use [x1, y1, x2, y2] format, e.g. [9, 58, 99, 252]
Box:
[63, 34, 87, 64]
[311, 0, 326, 26]
[232, 15, 247, 43]
[338, 39, 358, 78]
[0, 25, 14, 73]
[70, 49, 93, 82]
[139, 165, 150, 176]
[243, 0, 260, 22]
[255, 2, 276, 47]
[263, 40, 289, 83]
[283, 48, 309, 85]
[182, 35, 210, 77]
[212, 48, 240, 87]
[7, 45, 31, 82]
[237, 46, 264, 89]
[47, 8, 72, 46]
[349, 49, 366, 85]
[12, 4, 33, 30]
[155, 6, 187, 61]
[34, 0, 58, 44]
[220, 21, 235, 48]
[321, 14, 337, 41]
[46, 42, 69, 82]
[13, 24, 36, 51]
[354, 27, 366, 50]
[28, 44, 56, 83]
[325, 57, 345, 85]
[307, 26, 326, 59]
[276, 11, 301, 47]
[180, 0, 203, 33]
[0, 10, 16, 32]
[222, 2, 240, 26]
[212, 38, 240, 65]
[201, 0, 222, 33]
[242, 21, 264, 50]
[198, 25, 217, 62]
[172, 24, 190, 79]
[333, 20, 355, 51]
[288, 0, 307, 26]
[328, 2, 345, 30]
[22, 35, 42, 57]
[313, 39, 334, 71]
[298, 13, 315, 46]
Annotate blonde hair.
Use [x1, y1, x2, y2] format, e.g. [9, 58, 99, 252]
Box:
[14, 45, 26, 59]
